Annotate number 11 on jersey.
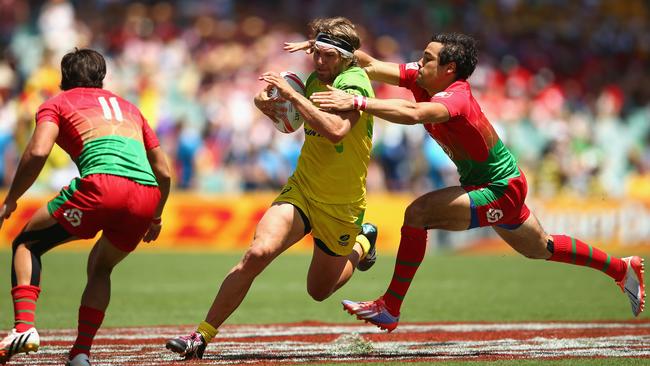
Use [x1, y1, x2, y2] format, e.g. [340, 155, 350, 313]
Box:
[98, 96, 123, 122]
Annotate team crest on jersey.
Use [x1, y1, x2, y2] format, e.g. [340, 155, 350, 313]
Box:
[434, 91, 453, 98]
[405, 62, 419, 70]
[338, 234, 351, 247]
[486, 208, 503, 224]
[63, 208, 83, 227]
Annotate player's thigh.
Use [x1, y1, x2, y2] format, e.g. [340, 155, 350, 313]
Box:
[406, 186, 471, 230]
[22, 205, 59, 231]
[87, 234, 130, 273]
[249, 202, 307, 259]
[493, 213, 551, 259]
[307, 244, 351, 290]
[16, 205, 76, 251]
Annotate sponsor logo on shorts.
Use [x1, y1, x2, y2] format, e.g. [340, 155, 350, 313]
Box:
[338, 234, 351, 247]
[486, 208, 503, 223]
[63, 208, 83, 227]
[281, 186, 292, 195]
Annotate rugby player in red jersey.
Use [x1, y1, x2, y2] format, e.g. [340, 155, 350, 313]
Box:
[0, 48, 171, 365]
[305, 33, 644, 331]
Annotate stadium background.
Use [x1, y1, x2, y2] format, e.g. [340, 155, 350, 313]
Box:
[1, 0, 649, 254]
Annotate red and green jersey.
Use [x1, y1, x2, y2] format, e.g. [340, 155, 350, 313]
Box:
[36, 87, 159, 186]
[399, 63, 519, 186]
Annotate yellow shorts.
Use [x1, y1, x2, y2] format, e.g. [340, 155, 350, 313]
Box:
[273, 177, 365, 256]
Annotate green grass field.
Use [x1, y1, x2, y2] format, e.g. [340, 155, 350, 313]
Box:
[0, 249, 643, 330]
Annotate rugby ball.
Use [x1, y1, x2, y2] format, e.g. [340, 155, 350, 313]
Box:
[268, 71, 305, 133]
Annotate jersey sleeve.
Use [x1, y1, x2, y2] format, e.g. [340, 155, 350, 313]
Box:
[35, 98, 61, 125]
[430, 88, 469, 118]
[399, 62, 420, 89]
[141, 115, 160, 150]
[399, 62, 431, 101]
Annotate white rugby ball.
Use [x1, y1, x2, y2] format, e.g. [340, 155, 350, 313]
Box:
[268, 71, 305, 133]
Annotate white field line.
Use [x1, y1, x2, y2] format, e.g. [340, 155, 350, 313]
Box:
[8, 322, 650, 366]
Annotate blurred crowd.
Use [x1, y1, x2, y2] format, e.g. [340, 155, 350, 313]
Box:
[1, 0, 649, 198]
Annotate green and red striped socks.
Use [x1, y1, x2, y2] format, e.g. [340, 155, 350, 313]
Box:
[383, 225, 428, 316]
[11, 285, 40, 332]
[69, 306, 105, 360]
[548, 234, 626, 281]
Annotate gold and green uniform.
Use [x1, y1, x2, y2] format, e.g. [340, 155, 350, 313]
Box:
[274, 66, 375, 255]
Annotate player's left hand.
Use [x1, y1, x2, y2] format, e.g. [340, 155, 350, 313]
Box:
[0, 201, 16, 230]
[309, 85, 355, 111]
[259, 72, 296, 100]
[143, 218, 162, 243]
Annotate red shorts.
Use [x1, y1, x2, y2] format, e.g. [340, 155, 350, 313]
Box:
[463, 169, 531, 230]
[47, 174, 161, 252]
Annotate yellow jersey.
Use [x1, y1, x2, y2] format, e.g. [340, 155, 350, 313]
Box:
[291, 66, 375, 204]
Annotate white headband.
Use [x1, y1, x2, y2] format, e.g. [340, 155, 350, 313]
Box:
[314, 32, 355, 58]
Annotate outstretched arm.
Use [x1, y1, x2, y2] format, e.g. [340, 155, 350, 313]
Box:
[284, 41, 402, 86]
[310, 86, 449, 125]
[354, 49, 401, 86]
[0, 121, 58, 228]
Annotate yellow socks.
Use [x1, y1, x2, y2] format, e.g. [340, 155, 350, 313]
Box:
[197, 321, 219, 343]
[356, 234, 371, 260]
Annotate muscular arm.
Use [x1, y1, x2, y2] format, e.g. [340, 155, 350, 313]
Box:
[310, 87, 450, 125]
[355, 49, 401, 86]
[287, 91, 360, 143]
[259, 72, 361, 143]
[142, 146, 171, 243]
[0, 122, 58, 222]
[363, 98, 450, 125]
[146, 146, 171, 219]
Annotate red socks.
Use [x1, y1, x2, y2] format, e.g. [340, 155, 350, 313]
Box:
[11, 285, 41, 332]
[548, 234, 626, 282]
[383, 225, 428, 315]
[69, 306, 105, 360]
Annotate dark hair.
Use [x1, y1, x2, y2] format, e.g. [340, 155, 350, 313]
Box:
[431, 33, 478, 80]
[60, 48, 106, 90]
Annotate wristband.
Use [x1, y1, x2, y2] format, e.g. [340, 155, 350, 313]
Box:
[152, 217, 162, 225]
[353, 95, 367, 111]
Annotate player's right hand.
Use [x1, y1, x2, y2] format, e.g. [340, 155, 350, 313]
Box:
[0, 201, 17, 230]
[143, 219, 162, 243]
[254, 85, 286, 120]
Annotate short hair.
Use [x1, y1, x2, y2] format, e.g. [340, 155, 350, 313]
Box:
[308, 17, 360, 64]
[431, 33, 478, 80]
[60, 48, 106, 90]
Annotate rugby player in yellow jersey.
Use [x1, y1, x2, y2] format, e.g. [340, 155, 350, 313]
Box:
[166, 16, 377, 360]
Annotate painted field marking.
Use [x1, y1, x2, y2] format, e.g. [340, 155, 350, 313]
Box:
[8, 321, 650, 365]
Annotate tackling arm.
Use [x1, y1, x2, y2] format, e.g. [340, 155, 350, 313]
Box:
[310, 87, 450, 125]
[354, 49, 401, 86]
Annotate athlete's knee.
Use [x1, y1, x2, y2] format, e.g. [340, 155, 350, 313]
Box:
[87, 259, 116, 278]
[403, 201, 428, 228]
[239, 244, 276, 275]
[306, 284, 332, 302]
[516, 242, 551, 260]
